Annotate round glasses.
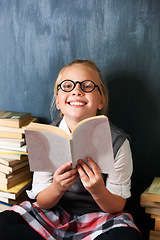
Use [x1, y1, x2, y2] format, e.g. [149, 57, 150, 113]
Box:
[57, 80, 102, 94]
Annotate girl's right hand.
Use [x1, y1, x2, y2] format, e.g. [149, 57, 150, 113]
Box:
[52, 162, 79, 193]
[36, 162, 78, 209]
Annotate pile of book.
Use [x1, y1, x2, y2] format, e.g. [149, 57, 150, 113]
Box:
[0, 111, 37, 212]
[141, 177, 160, 240]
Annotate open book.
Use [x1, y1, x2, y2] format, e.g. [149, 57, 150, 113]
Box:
[25, 115, 115, 174]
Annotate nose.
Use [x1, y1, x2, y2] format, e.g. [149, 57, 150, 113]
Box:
[71, 82, 84, 96]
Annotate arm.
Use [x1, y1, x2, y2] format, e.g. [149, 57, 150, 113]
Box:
[77, 158, 126, 214]
[36, 162, 78, 209]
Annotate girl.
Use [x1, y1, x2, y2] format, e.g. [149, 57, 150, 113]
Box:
[0, 60, 142, 240]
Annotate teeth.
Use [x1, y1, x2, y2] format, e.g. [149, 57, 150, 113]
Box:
[70, 102, 85, 106]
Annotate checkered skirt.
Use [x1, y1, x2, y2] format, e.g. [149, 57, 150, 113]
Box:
[9, 201, 139, 240]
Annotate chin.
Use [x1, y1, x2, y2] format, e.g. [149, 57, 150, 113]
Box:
[72, 114, 95, 122]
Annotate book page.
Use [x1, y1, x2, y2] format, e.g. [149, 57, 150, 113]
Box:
[26, 130, 72, 172]
[71, 117, 115, 174]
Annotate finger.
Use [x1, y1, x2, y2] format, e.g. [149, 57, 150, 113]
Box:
[87, 158, 101, 175]
[77, 159, 94, 178]
[67, 173, 79, 184]
[62, 168, 78, 180]
[60, 173, 79, 189]
[56, 162, 72, 175]
[77, 164, 89, 181]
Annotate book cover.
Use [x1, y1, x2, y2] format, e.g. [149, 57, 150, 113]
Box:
[0, 117, 38, 139]
[0, 166, 30, 182]
[0, 160, 29, 174]
[25, 115, 115, 174]
[0, 144, 27, 153]
[145, 207, 160, 215]
[0, 111, 31, 128]
[0, 150, 28, 160]
[0, 172, 32, 190]
[0, 157, 26, 167]
[141, 178, 160, 205]
[0, 178, 32, 200]
[0, 131, 24, 139]
[0, 201, 12, 211]
[0, 191, 30, 205]
[150, 230, 160, 239]
[0, 138, 25, 148]
[147, 177, 160, 195]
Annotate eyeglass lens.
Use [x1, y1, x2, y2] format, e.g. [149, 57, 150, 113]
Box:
[60, 80, 96, 92]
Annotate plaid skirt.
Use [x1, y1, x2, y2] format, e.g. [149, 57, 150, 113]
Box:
[9, 201, 139, 240]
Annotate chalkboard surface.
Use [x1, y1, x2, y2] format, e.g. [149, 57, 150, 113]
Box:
[0, 1, 160, 238]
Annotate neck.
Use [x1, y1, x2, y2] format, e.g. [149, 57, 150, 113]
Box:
[64, 117, 80, 132]
[64, 114, 97, 132]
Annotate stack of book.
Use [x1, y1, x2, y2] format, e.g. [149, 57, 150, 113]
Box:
[141, 177, 160, 240]
[0, 111, 37, 212]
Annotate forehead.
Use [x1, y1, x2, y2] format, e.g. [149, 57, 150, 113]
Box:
[59, 64, 100, 83]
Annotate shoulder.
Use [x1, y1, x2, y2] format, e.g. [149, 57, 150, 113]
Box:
[50, 117, 62, 126]
[109, 121, 129, 140]
[109, 121, 130, 157]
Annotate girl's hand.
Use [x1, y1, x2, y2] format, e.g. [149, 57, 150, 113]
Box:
[77, 158, 105, 195]
[53, 162, 79, 193]
[36, 162, 78, 209]
[77, 158, 126, 214]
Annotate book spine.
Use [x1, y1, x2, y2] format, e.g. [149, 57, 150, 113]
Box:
[70, 140, 76, 168]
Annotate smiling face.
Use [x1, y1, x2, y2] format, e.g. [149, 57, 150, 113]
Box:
[55, 64, 104, 128]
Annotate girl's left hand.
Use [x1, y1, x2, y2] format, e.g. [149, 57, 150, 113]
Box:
[77, 157, 105, 195]
[77, 157, 126, 214]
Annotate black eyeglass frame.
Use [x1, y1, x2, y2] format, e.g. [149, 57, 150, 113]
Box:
[57, 80, 102, 95]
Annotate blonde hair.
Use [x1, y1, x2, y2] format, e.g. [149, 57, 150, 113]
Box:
[51, 60, 108, 119]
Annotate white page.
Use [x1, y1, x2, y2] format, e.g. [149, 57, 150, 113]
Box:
[71, 117, 115, 174]
[26, 130, 72, 172]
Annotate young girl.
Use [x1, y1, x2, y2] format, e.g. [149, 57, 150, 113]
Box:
[0, 60, 142, 240]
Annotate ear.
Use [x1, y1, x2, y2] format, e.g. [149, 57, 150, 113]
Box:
[56, 96, 60, 110]
[98, 96, 105, 110]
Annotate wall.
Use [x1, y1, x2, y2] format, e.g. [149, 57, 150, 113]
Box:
[0, 1, 160, 238]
